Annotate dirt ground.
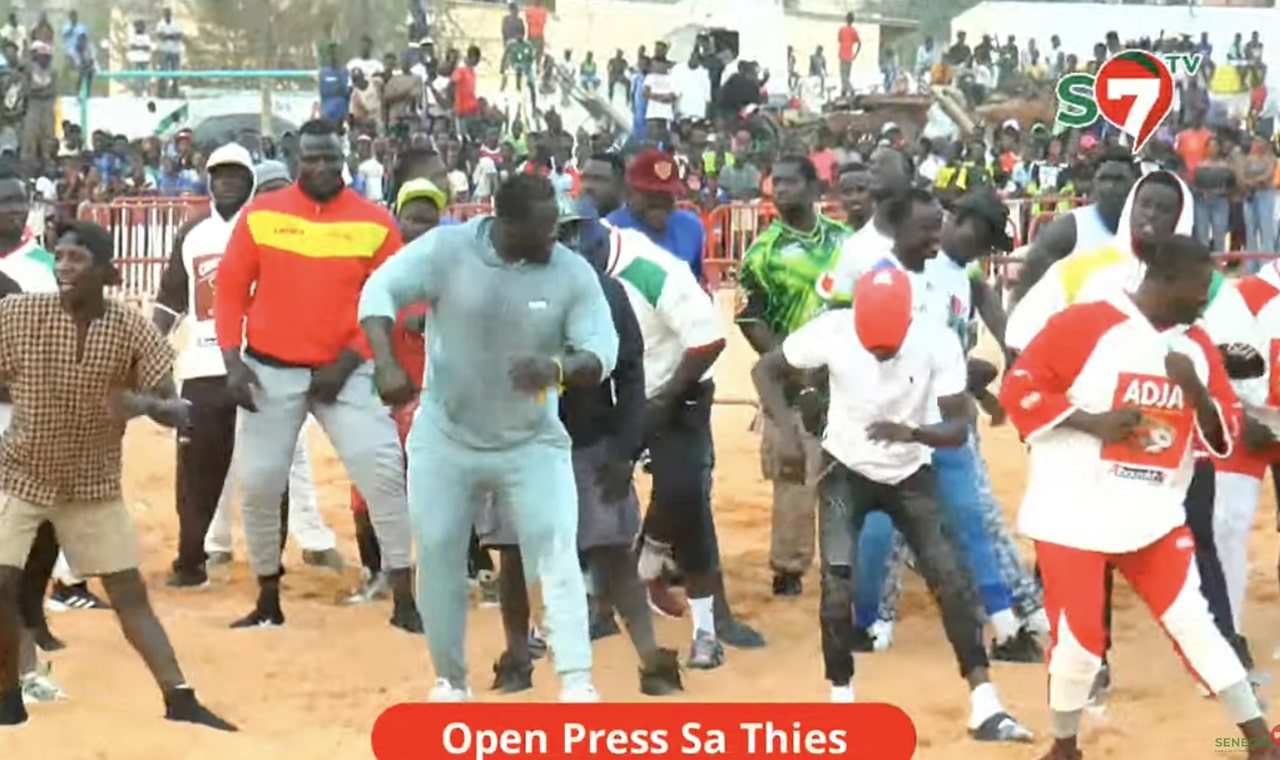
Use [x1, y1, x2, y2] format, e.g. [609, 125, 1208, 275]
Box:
[2, 296, 1278, 759]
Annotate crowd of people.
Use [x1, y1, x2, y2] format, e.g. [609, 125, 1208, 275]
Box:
[3, 7, 1280, 760]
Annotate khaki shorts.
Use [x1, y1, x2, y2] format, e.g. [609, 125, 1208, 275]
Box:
[0, 493, 140, 576]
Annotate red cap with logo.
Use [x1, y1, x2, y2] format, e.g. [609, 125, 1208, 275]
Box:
[853, 268, 913, 354]
[626, 148, 684, 196]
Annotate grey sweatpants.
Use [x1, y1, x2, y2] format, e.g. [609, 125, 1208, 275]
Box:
[408, 415, 591, 689]
[236, 356, 412, 576]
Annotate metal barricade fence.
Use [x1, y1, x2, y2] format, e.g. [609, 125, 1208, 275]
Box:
[80, 198, 209, 304]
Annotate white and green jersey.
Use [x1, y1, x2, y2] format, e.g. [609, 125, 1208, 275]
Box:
[0, 239, 56, 293]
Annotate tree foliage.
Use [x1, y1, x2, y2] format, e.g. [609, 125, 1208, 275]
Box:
[180, 0, 407, 71]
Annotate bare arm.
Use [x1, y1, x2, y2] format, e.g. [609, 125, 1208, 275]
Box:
[1009, 213, 1077, 305]
[971, 273, 1008, 350]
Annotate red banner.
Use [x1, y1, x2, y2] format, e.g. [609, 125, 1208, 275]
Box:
[372, 703, 917, 759]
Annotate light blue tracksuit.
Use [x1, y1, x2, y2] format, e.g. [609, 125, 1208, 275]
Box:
[358, 216, 619, 690]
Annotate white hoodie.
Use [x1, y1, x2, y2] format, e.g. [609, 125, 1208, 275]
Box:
[1008, 170, 1265, 407]
[159, 142, 258, 381]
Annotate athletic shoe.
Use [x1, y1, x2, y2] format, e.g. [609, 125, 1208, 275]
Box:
[869, 619, 895, 651]
[47, 581, 108, 611]
[638, 648, 683, 696]
[229, 601, 285, 629]
[475, 570, 500, 608]
[528, 626, 548, 660]
[990, 629, 1044, 663]
[344, 570, 389, 605]
[646, 581, 686, 619]
[491, 652, 534, 693]
[163, 687, 238, 731]
[0, 687, 27, 726]
[717, 618, 766, 649]
[20, 664, 65, 704]
[829, 684, 854, 703]
[165, 566, 210, 589]
[559, 683, 601, 703]
[687, 630, 724, 670]
[302, 548, 345, 572]
[389, 597, 423, 634]
[428, 678, 472, 702]
[31, 626, 64, 653]
[772, 573, 802, 597]
[850, 627, 875, 653]
[969, 712, 1034, 742]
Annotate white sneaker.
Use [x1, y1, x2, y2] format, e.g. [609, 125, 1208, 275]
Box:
[870, 620, 895, 652]
[21, 665, 66, 704]
[559, 683, 601, 703]
[829, 684, 855, 703]
[428, 678, 472, 702]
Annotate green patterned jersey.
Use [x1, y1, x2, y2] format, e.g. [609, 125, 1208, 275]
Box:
[735, 215, 851, 337]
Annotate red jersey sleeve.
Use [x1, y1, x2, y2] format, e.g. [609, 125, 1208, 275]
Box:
[1000, 301, 1128, 442]
[1187, 325, 1241, 459]
[214, 209, 260, 351]
[1236, 275, 1280, 317]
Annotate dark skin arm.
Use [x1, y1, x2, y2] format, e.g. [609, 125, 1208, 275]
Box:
[362, 316, 418, 407]
[971, 274, 1008, 350]
[646, 340, 726, 418]
[738, 320, 780, 356]
[113, 376, 190, 429]
[1009, 213, 1077, 305]
[150, 214, 204, 335]
[866, 391, 972, 448]
[603, 279, 646, 462]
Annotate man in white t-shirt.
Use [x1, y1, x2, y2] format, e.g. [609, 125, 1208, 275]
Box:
[642, 55, 679, 144]
[670, 52, 711, 123]
[826, 147, 914, 303]
[346, 35, 384, 79]
[751, 267, 1032, 743]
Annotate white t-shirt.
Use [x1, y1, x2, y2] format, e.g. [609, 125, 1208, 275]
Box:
[127, 33, 153, 65]
[472, 156, 499, 200]
[925, 252, 980, 353]
[830, 221, 895, 300]
[643, 72, 677, 122]
[783, 308, 967, 485]
[357, 159, 384, 203]
[671, 63, 711, 121]
[347, 57, 384, 78]
[604, 225, 721, 397]
[155, 19, 182, 55]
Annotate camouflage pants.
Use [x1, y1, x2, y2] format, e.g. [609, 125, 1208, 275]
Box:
[872, 432, 1043, 622]
[759, 410, 827, 575]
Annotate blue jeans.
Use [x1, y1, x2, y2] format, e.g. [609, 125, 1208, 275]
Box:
[1243, 189, 1278, 273]
[1195, 193, 1231, 254]
[854, 437, 1014, 627]
[408, 417, 591, 688]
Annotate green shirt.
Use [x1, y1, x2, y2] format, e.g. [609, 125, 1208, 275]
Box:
[510, 40, 534, 68]
[735, 215, 851, 337]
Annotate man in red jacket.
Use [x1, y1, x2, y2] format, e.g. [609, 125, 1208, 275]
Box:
[213, 119, 419, 633]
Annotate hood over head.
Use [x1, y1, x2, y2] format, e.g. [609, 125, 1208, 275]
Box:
[1113, 169, 1194, 258]
[205, 143, 257, 217]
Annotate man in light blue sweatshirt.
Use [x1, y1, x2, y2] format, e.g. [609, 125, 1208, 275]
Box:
[357, 173, 619, 702]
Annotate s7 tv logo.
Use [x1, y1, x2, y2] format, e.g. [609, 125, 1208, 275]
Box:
[1055, 49, 1202, 152]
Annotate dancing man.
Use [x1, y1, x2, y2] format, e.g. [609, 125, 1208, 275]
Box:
[359, 173, 617, 702]
[213, 119, 419, 632]
[0, 221, 234, 730]
[480, 197, 682, 696]
[752, 265, 1032, 741]
[1001, 234, 1279, 760]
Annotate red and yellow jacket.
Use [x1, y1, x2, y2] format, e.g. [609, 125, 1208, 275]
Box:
[214, 185, 403, 366]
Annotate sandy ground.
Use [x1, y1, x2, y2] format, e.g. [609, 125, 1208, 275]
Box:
[2, 296, 1278, 760]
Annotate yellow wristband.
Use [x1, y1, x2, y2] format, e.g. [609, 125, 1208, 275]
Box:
[551, 356, 566, 392]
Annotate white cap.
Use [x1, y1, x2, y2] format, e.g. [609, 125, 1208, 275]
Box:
[205, 142, 255, 172]
[1001, 118, 1021, 132]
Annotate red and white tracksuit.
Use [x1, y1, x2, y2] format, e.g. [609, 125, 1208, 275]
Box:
[351, 304, 426, 514]
[1000, 295, 1248, 712]
[1214, 275, 1280, 631]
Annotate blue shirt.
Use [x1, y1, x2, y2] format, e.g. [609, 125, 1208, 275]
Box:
[631, 73, 648, 138]
[62, 23, 86, 57]
[318, 66, 350, 123]
[607, 205, 705, 283]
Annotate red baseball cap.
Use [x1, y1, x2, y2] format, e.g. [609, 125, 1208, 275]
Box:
[853, 268, 913, 355]
[627, 148, 684, 196]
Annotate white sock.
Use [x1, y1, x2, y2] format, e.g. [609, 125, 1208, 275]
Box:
[990, 609, 1021, 644]
[968, 682, 1004, 729]
[830, 684, 855, 703]
[689, 596, 715, 640]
